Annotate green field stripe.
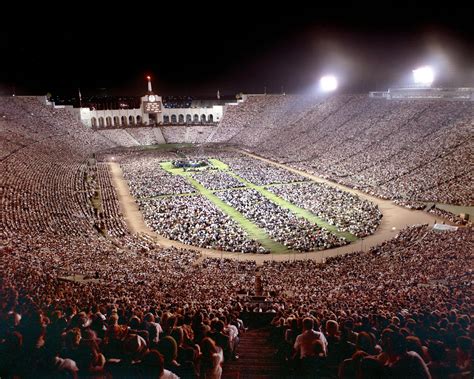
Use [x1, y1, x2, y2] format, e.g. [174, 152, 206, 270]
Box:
[227, 173, 358, 242]
[208, 158, 229, 170]
[160, 161, 191, 176]
[185, 177, 292, 254]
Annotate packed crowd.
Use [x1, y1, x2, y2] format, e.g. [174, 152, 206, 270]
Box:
[222, 157, 307, 186]
[161, 125, 217, 144]
[138, 195, 267, 253]
[90, 92, 473, 208]
[191, 171, 244, 190]
[1, 227, 255, 377]
[97, 128, 168, 146]
[117, 149, 382, 252]
[121, 157, 196, 198]
[210, 94, 473, 206]
[1, 222, 472, 378]
[1, 97, 118, 239]
[1, 95, 472, 378]
[268, 182, 383, 237]
[211, 94, 310, 144]
[261, 225, 473, 377]
[216, 188, 348, 251]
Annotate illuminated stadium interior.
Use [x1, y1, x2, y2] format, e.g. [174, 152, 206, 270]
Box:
[1, 6, 473, 379]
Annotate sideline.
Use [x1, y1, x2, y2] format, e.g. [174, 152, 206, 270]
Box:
[109, 162, 153, 235]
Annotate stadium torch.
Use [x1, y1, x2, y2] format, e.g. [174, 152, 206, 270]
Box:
[78, 88, 82, 108]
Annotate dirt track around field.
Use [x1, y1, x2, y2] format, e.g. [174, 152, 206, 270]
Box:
[109, 150, 440, 264]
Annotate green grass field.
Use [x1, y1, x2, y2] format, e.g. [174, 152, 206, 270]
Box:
[208, 158, 229, 170]
[157, 158, 359, 253]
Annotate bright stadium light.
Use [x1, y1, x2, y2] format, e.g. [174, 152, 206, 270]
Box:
[412, 66, 434, 86]
[320, 75, 338, 92]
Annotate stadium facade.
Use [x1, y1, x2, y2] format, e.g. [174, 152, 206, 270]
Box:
[74, 92, 225, 128]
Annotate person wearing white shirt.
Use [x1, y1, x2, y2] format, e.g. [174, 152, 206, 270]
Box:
[293, 317, 328, 359]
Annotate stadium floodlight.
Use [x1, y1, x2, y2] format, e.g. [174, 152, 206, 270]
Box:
[412, 66, 434, 86]
[320, 75, 338, 92]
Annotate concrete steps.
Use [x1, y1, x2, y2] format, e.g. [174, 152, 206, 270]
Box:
[222, 327, 287, 379]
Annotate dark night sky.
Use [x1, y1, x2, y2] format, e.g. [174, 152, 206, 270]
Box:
[1, 3, 473, 97]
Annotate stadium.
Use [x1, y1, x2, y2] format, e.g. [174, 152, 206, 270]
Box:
[1, 7, 473, 379]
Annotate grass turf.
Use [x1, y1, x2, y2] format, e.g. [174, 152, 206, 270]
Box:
[208, 158, 229, 170]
